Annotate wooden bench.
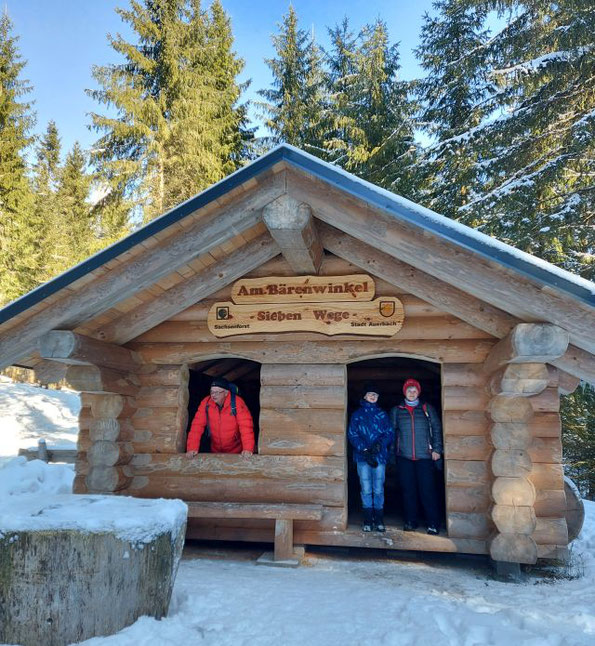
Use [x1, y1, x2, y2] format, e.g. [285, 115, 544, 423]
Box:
[186, 502, 323, 565]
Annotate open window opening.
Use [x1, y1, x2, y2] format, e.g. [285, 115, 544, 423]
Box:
[186, 358, 261, 453]
[346, 357, 445, 532]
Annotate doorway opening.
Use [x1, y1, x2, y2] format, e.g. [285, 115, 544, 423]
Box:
[186, 358, 261, 452]
[346, 356, 444, 531]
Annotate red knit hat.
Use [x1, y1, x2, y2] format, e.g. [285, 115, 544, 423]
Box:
[403, 378, 421, 396]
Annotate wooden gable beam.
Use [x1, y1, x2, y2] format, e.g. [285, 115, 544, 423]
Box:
[288, 170, 594, 354]
[320, 222, 517, 337]
[263, 195, 323, 275]
[93, 233, 280, 344]
[320, 223, 595, 384]
[0, 174, 285, 371]
[39, 330, 141, 372]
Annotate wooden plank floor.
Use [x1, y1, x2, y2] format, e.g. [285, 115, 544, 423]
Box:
[295, 523, 487, 555]
[186, 512, 488, 556]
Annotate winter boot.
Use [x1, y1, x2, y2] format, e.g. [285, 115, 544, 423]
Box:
[374, 509, 385, 532]
[362, 508, 373, 532]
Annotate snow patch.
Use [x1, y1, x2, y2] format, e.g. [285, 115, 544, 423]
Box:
[0, 377, 80, 457]
[0, 486, 187, 547]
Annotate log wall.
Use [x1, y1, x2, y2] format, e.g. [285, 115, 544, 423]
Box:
[259, 363, 348, 531]
[71, 255, 566, 556]
[442, 364, 492, 540]
[481, 325, 569, 564]
[117, 254, 501, 547]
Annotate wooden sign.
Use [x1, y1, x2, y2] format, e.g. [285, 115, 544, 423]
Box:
[208, 298, 404, 337]
[231, 274, 375, 304]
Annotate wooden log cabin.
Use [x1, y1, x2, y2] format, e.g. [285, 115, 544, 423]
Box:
[1, 145, 593, 568]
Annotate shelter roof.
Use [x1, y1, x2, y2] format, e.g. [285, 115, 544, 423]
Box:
[1, 144, 593, 382]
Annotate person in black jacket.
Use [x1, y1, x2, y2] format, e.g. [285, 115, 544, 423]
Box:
[347, 382, 394, 532]
[390, 378, 443, 535]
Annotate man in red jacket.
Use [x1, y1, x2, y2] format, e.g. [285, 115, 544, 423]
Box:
[186, 378, 255, 456]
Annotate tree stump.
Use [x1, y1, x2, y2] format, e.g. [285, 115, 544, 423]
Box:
[0, 494, 187, 646]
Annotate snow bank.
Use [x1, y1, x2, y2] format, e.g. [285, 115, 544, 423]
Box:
[78, 504, 595, 646]
[0, 458, 186, 546]
[0, 455, 74, 496]
[0, 376, 80, 456]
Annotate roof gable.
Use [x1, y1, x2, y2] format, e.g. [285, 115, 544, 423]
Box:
[0, 144, 593, 382]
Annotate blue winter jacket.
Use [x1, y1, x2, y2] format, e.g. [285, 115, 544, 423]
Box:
[347, 400, 394, 464]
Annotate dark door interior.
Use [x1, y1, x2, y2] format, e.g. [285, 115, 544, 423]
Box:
[346, 357, 444, 529]
[186, 358, 261, 452]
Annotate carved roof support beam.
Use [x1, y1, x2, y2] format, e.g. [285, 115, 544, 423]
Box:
[483, 323, 569, 377]
[263, 195, 323, 275]
[39, 330, 141, 373]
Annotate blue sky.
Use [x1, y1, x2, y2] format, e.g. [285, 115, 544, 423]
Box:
[8, 0, 437, 157]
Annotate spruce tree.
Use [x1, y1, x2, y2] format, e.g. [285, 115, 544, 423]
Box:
[258, 6, 327, 151]
[324, 19, 358, 164]
[325, 19, 418, 193]
[414, 0, 490, 219]
[89, 0, 249, 223]
[0, 14, 39, 305]
[33, 121, 61, 194]
[51, 142, 93, 275]
[459, 0, 594, 278]
[90, 184, 130, 249]
[32, 121, 61, 282]
[562, 383, 595, 500]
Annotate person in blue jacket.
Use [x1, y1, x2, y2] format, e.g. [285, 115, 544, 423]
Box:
[347, 381, 394, 532]
[390, 378, 443, 535]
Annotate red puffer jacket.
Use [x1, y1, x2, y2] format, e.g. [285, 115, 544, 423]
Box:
[186, 392, 255, 454]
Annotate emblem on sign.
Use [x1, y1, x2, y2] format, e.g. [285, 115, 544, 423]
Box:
[379, 301, 395, 318]
[216, 306, 230, 320]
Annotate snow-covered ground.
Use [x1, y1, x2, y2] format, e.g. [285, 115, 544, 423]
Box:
[0, 375, 80, 459]
[1, 379, 594, 645]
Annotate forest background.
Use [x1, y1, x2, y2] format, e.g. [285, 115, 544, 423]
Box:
[0, 0, 593, 495]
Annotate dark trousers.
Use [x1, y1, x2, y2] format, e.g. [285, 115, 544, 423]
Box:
[397, 457, 440, 528]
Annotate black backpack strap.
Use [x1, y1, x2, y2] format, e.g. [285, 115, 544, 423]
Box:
[231, 389, 237, 416]
[204, 401, 211, 439]
[422, 403, 434, 450]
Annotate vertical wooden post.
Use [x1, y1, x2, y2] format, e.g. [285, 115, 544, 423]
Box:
[274, 519, 294, 561]
[85, 393, 136, 493]
[37, 439, 49, 463]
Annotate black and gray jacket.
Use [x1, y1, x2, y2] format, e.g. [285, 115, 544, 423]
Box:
[390, 401, 443, 460]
